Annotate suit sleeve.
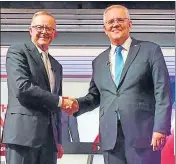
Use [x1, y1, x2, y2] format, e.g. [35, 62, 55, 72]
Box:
[74, 60, 100, 117]
[6, 45, 59, 112]
[152, 45, 172, 135]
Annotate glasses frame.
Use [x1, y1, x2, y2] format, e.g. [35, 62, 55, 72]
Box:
[105, 18, 129, 26]
[31, 25, 56, 34]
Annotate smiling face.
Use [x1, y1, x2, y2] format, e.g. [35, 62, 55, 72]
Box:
[103, 6, 132, 45]
[29, 14, 56, 51]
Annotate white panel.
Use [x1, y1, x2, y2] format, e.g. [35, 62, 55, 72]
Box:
[1, 46, 174, 57]
[63, 81, 99, 142]
[58, 155, 89, 164]
[1, 155, 98, 164]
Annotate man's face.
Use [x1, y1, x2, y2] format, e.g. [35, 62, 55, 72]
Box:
[104, 8, 132, 45]
[29, 15, 56, 51]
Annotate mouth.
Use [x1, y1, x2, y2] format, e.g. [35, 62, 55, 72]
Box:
[112, 29, 121, 33]
[39, 37, 49, 40]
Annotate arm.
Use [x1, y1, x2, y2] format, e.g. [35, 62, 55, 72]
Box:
[74, 61, 100, 117]
[152, 45, 172, 135]
[6, 45, 59, 111]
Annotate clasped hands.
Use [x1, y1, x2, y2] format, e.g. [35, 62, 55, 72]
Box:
[61, 96, 79, 115]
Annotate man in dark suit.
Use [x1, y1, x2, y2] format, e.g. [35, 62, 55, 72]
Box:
[67, 5, 172, 164]
[2, 11, 75, 164]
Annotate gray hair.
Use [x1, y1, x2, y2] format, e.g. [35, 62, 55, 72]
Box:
[103, 5, 130, 24]
[31, 11, 56, 26]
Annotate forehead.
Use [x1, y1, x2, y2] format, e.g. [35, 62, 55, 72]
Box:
[105, 7, 128, 19]
[32, 15, 56, 27]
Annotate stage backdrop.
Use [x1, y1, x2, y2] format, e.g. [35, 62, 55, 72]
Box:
[0, 46, 175, 164]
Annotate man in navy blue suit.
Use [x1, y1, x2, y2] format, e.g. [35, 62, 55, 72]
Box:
[67, 5, 172, 164]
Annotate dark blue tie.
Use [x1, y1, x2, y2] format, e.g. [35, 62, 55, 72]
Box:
[115, 46, 123, 86]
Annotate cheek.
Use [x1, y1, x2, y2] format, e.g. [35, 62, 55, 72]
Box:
[123, 25, 130, 32]
[31, 33, 39, 40]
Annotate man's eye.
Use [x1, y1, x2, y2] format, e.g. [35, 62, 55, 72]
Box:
[108, 20, 114, 24]
[47, 27, 52, 31]
[37, 26, 43, 30]
[118, 19, 124, 22]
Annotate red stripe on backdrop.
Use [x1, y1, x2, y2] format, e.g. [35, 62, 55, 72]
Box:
[0, 144, 6, 156]
[0, 75, 7, 78]
[0, 117, 4, 127]
[161, 132, 175, 164]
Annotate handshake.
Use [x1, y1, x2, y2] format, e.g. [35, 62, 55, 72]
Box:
[61, 97, 79, 115]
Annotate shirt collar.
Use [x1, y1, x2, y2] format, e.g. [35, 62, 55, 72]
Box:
[111, 37, 132, 55]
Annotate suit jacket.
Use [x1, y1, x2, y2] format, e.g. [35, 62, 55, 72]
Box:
[2, 41, 63, 148]
[74, 38, 172, 151]
[61, 110, 80, 143]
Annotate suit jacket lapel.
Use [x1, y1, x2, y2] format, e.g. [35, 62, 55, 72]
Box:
[103, 47, 117, 91]
[117, 39, 140, 89]
[26, 41, 50, 89]
[48, 55, 57, 93]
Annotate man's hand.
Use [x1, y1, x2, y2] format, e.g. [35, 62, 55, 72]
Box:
[151, 132, 167, 151]
[61, 96, 79, 115]
[57, 144, 64, 158]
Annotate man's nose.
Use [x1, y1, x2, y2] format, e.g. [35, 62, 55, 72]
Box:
[113, 20, 121, 26]
[41, 27, 47, 33]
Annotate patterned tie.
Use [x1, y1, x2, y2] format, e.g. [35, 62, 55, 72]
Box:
[42, 52, 55, 92]
[42, 52, 58, 149]
[115, 46, 123, 86]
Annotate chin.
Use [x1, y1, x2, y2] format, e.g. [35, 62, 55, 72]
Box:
[38, 41, 49, 46]
[112, 35, 121, 40]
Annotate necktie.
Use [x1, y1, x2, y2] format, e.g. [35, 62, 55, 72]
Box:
[42, 52, 55, 92]
[115, 46, 123, 120]
[115, 46, 123, 86]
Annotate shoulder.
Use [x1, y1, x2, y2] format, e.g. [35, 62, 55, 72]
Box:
[133, 38, 160, 50]
[8, 43, 25, 52]
[8, 41, 35, 53]
[93, 47, 110, 64]
[6, 43, 28, 59]
[133, 39, 164, 61]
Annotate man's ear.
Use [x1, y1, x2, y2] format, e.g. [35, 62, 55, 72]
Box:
[103, 25, 108, 36]
[129, 20, 132, 29]
[29, 27, 32, 36]
[53, 30, 58, 39]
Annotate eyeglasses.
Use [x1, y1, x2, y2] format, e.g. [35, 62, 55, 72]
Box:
[105, 18, 129, 26]
[32, 25, 55, 34]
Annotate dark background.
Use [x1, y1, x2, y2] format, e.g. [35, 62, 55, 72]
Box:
[1, 1, 175, 9]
